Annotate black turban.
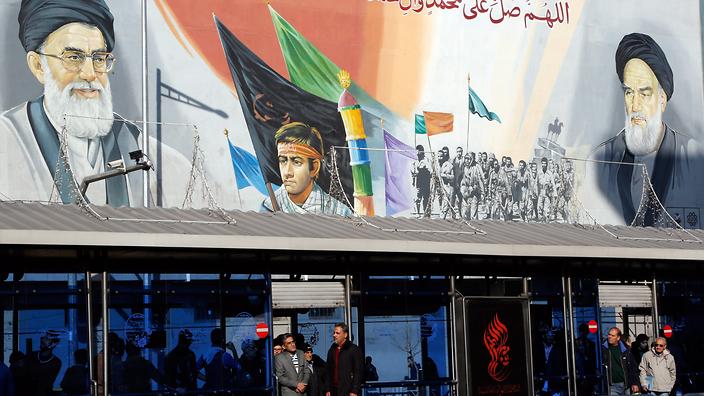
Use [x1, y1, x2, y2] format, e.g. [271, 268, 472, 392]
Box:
[615, 33, 673, 101]
[18, 0, 115, 53]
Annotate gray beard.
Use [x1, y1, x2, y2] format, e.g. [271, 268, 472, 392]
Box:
[624, 107, 664, 156]
[42, 58, 114, 139]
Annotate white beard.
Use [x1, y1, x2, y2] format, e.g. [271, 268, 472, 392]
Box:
[42, 58, 114, 139]
[624, 104, 664, 156]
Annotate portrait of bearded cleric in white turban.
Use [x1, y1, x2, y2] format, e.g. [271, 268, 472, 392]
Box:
[0, 0, 143, 206]
[590, 32, 702, 227]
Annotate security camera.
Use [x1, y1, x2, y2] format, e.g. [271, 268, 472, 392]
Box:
[107, 159, 125, 169]
[129, 150, 144, 161]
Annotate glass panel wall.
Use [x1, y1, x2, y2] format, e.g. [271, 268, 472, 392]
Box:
[570, 278, 605, 395]
[529, 276, 569, 396]
[360, 276, 452, 396]
[103, 273, 272, 395]
[0, 272, 89, 395]
[296, 306, 348, 357]
[657, 279, 704, 394]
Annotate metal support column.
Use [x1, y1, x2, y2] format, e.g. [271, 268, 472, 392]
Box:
[523, 276, 535, 395]
[565, 277, 578, 396]
[86, 272, 96, 396]
[344, 275, 353, 340]
[651, 276, 660, 338]
[102, 272, 110, 395]
[68, 273, 77, 361]
[141, 0, 150, 207]
[449, 276, 458, 396]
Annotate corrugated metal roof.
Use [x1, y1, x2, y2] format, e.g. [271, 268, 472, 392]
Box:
[0, 201, 702, 260]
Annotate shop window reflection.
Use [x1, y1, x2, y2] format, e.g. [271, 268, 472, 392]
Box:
[361, 277, 451, 396]
[529, 277, 568, 396]
[0, 273, 87, 395]
[102, 273, 272, 395]
[657, 279, 704, 394]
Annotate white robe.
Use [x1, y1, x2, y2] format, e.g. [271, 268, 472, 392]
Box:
[0, 97, 194, 207]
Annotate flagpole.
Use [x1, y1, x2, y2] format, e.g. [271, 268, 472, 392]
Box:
[425, 132, 435, 218]
[224, 130, 243, 208]
[466, 73, 471, 153]
[266, 183, 280, 211]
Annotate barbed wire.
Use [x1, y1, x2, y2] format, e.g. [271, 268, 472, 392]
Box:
[328, 145, 700, 242]
[63, 113, 197, 128]
[0, 190, 14, 201]
[5, 113, 702, 242]
[328, 146, 485, 236]
[182, 126, 235, 223]
[49, 115, 236, 224]
[559, 157, 701, 243]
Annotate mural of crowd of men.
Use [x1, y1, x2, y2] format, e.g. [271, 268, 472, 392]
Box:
[412, 145, 575, 222]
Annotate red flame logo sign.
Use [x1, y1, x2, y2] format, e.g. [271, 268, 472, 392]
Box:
[483, 313, 511, 382]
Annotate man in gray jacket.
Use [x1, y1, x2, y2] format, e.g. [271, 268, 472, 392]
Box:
[276, 333, 310, 396]
[639, 337, 676, 395]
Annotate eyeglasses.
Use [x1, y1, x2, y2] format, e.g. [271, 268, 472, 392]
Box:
[37, 50, 115, 73]
[655, 344, 666, 347]
[285, 340, 296, 345]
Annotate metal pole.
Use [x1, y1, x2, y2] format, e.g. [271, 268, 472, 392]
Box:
[448, 276, 458, 396]
[466, 75, 471, 153]
[651, 276, 660, 339]
[143, 273, 152, 369]
[344, 275, 353, 340]
[141, 0, 150, 207]
[68, 273, 77, 366]
[461, 298, 470, 396]
[566, 277, 578, 396]
[102, 272, 110, 395]
[86, 272, 96, 396]
[522, 277, 535, 395]
[560, 277, 572, 396]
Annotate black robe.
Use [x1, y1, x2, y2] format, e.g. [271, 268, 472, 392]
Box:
[591, 124, 701, 226]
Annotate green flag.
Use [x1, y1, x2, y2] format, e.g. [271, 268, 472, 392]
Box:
[468, 86, 501, 123]
[269, 5, 403, 128]
[269, 5, 340, 102]
[415, 114, 426, 135]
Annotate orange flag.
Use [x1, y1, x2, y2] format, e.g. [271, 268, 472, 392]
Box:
[422, 111, 454, 135]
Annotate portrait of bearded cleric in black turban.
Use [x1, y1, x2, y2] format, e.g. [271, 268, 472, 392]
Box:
[590, 32, 702, 227]
[0, 0, 144, 206]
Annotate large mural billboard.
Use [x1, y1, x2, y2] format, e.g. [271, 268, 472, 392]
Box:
[0, 0, 702, 228]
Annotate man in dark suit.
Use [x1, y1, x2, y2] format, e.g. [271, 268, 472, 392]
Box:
[276, 333, 310, 396]
[325, 323, 363, 396]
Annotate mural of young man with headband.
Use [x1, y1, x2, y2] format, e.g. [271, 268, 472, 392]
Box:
[261, 122, 351, 216]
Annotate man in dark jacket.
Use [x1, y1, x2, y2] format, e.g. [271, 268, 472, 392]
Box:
[165, 329, 198, 392]
[602, 327, 640, 395]
[304, 343, 327, 396]
[325, 323, 363, 396]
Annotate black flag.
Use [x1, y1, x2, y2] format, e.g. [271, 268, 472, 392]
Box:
[214, 16, 353, 204]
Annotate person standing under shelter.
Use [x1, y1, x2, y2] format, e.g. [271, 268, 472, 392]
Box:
[276, 333, 310, 396]
[639, 337, 676, 396]
[325, 323, 363, 396]
[198, 328, 238, 391]
[0, 360, 13, 396]
[27, 329, 63, 396]
[602, 327, 640, 395]
[304, 344, 327, 396]
[165, 328, 198, 392]
[60, 348, 89, 395]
